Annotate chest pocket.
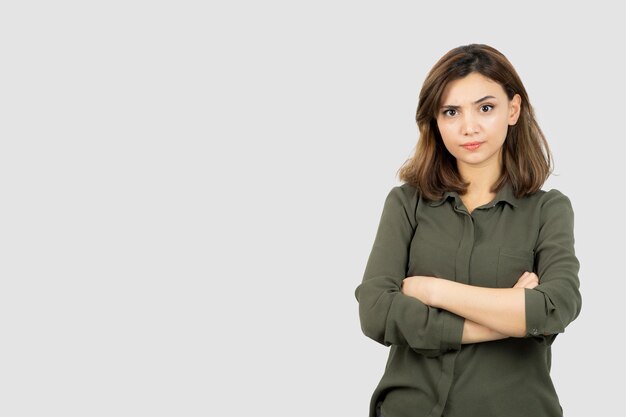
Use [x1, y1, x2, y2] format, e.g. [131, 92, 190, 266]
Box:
[496, 247, 535, 288]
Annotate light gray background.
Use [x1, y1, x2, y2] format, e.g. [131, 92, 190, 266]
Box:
[0, 1, 621, 416]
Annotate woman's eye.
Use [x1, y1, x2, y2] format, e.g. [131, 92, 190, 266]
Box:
[443, 109, 456, 117]
[480, 104, 494, 112]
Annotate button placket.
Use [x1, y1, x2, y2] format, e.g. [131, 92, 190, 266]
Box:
[453, 205, 475, 286]
[432, 200, 476, 415]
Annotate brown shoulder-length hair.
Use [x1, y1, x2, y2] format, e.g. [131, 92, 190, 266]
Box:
[397, 43, 553, 201]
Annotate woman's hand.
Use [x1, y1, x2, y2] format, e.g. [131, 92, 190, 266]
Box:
[401, 275, 439, 306]
[513, 271, 539, 289]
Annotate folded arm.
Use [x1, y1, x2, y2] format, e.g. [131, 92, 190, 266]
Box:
[403, 272, 540, 339]
[431, 281, 530, 337]
[355, 185, 465, 357]
[427, 191, 582, 341]
[461, 319, 510, 343]
[524, 191, 582, 341]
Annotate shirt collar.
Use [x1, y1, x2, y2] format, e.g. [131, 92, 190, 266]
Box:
[428, 181, 520, 209]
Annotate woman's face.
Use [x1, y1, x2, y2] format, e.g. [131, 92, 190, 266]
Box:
[436, 72, 521, 174]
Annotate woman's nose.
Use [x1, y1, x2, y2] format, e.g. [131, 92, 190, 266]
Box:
[462, 116, 479, 135]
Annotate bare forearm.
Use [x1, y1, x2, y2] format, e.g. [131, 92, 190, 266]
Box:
[462, 319, 510, 344]
[432, 280, 526, 337]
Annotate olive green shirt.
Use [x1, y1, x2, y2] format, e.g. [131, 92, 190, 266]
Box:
[354, 181, 582, 417]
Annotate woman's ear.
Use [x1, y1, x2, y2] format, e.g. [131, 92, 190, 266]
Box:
[508, 94, 522, 126]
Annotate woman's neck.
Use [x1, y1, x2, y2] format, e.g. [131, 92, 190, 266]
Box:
[458, 162, 501, 198]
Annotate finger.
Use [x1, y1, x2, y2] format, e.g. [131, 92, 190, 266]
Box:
[515, 272, 539, 288]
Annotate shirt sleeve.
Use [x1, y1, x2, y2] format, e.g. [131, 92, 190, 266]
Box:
[524, 190, 582, 343]
[354, 185, 465, 357]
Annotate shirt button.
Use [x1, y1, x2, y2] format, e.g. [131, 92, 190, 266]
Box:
[531, 328, 538, 335]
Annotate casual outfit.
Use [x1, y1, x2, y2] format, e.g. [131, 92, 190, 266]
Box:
[355, 181, 582, 417]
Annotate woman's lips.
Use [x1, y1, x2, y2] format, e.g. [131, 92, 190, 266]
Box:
[461, 142, 482, 151]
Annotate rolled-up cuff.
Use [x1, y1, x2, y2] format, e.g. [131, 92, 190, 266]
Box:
[440, 310, 465, 351]
[525, 288, 546, 337]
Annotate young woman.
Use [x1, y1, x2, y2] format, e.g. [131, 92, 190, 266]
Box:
[354, 44, 582, 417]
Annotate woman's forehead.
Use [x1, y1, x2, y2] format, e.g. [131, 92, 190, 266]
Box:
[440, 73, 506, 105]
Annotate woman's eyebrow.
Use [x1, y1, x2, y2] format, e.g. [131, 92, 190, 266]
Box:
[440, 95, 497, 110]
